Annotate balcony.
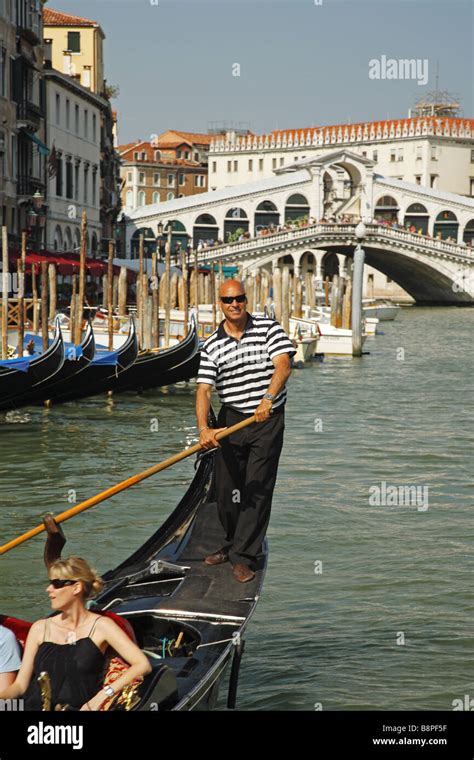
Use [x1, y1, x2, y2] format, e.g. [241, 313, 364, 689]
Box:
[16, 100, 43, 130]
[17, 174, 45, 199]
[17, 4, 42, 45]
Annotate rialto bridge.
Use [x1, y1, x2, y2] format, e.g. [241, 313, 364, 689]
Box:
[122, 150, 474, 304]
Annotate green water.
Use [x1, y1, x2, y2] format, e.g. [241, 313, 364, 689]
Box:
[1, 307, 473, 710]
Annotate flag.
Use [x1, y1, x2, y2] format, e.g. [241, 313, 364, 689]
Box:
[48, 143, 58, 179]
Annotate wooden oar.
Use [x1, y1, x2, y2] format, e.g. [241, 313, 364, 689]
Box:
[0, 415, 257, 556]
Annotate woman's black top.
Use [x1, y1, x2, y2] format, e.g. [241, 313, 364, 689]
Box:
[23, 616, 106, 711]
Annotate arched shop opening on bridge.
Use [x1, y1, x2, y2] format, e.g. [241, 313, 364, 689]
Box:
[285, 193, 310, 222]
[131, 227, 156, 258]
[433, 210, 459, 241]
[193, 213, 218, 248]
[375, 195, 399, 222]
[322, 252, 340, 279]
[403, 203, 430, 235]
[463, 219, 474, 244]
[300, 251, 317, 275]
[156, 220, 189, 258]
[255, 200, 279, 232]
[224, 207, 249, 242]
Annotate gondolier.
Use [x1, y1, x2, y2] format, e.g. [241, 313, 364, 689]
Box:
[196, 279, 296, 583]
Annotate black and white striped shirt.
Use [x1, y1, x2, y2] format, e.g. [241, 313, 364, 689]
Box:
[197, 313, 296, 413]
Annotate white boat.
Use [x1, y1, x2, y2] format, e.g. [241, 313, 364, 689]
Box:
[362, 299, 400, 321]
[290, 315, 367, 356]
[293, 335, 319, 364]
[316, 321, 367, 356]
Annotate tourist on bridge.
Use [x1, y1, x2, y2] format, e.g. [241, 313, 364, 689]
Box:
[196, 279, 295, 583]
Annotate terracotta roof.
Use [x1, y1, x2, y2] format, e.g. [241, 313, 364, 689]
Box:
[158, 130, 213, 146]
[157, 141, 192, 149]
[43, 8, 100, 27]
[118, 141, 148, 155]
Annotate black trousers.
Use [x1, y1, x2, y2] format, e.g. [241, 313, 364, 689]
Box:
[215, 404, 285, 569]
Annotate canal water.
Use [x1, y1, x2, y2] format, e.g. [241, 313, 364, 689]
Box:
[1, 306, 472, 710]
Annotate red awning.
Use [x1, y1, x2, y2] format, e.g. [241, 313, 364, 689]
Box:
[8, 250, 136, 281]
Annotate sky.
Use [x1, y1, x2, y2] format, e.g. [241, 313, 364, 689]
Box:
[48, 0, 473, 145]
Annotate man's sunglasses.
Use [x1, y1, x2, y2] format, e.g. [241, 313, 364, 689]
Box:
[48, 578, 78, 589]
[220, 294, 246, 304]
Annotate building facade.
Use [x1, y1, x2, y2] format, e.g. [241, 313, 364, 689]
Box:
[0, 0, 19, 236]
[0, 0, 48, 251]
[43, 69, 102, 255]
[43, 7, 121, 256]
[43, 6, 104, 93]
[208, 116, 474, 199]
[119, 131, 213, 215]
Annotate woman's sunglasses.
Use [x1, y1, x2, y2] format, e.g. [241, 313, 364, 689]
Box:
[220, 294, 246, 304]
[48, 578, 78, 589]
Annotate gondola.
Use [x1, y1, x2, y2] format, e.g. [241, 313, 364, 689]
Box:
[0, 321, 65, 410]
[0, 322, 96, 411]
[145, 349, 201, 390]
[0, 430, 267, 711]
[105, 316, 200, 394]
[48, 319, 138, 405]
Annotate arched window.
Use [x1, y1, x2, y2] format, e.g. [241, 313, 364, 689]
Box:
[131, 227, 157, 258]
[125, 190, 133, 208]
[158, 220, 189, 255]
[167, 192, 174, 201]
[54, 225, 63, 252]
[152, 192, 159, 204]
[403, 203, 429, 234]
[285, 193, 310, 222]
[406, 203, 428, 214]
[138, 191, 146, 206]
[374, 195, 399, 222]
[195, 213, 217, 225]
[224, 208, 250, 241]
[64, 227, 73, 252]
[154, 150, 161, 161]
[256, 200, 278, 212]
[286, 193, 309, 206]
[376, 195, 399, 207]
[225, 207, 248, 219]
[255, 200, 280, 232]
[193, 213, 218, 248]
[433, 210, 459, 241]
[463, 218, 474, 244]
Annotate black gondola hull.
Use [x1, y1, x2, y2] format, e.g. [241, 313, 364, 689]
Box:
[0, 325, 65, 411]
[48, 320, 138, 404]
[1, 322, 96, 410]
[109, 319, 200, 394]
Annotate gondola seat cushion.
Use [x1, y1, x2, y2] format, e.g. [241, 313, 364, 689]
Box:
[0, 615, 32, 650]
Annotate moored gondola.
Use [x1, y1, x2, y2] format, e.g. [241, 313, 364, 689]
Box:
[48, 319, 138, 405]
[0, 431, 267, 710]
[0, 322, 96, 411]
[0, 321, 65, 410]
[105, 316, 200, 394]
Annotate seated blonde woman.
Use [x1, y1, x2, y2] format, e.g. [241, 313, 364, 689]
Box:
[0, 556, 151, 711]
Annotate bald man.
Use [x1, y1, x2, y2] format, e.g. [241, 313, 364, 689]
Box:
[196, 279, 296, 582]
